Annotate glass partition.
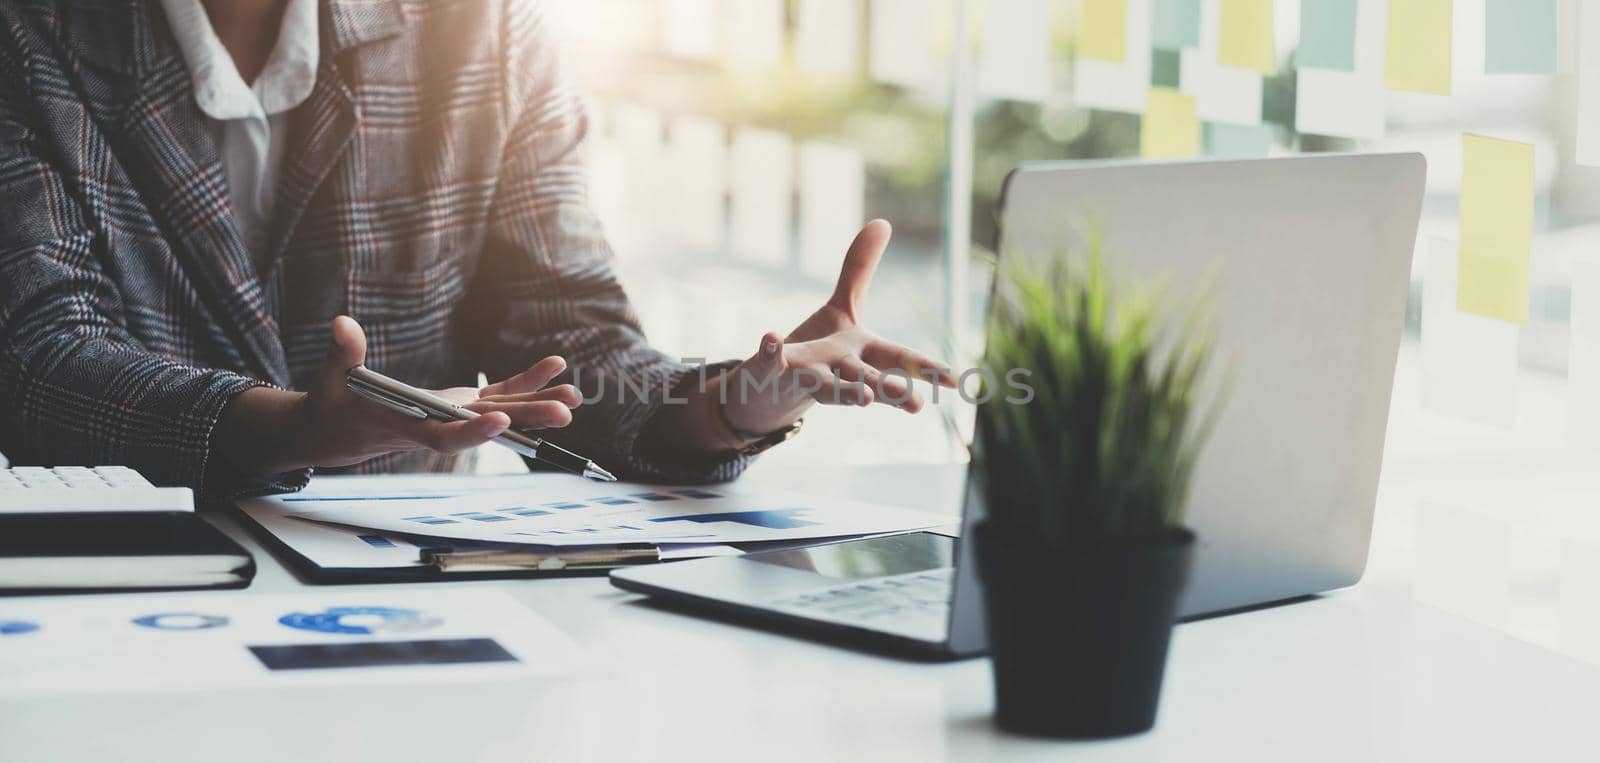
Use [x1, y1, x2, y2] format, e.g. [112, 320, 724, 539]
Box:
[537, 1, 1599, 499]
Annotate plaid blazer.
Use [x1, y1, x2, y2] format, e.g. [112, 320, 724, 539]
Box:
[0, 0, 742, 495]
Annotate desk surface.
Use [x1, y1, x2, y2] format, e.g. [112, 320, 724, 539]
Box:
[3, 461, 1599, 763]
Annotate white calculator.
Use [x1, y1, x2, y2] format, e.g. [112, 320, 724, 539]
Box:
[0, 456, 194, 513]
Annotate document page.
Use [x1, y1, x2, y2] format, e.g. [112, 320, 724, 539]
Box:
[286, 477, 946, 547]
[239, 475, 744, 568]
[0, 590, 593, 695]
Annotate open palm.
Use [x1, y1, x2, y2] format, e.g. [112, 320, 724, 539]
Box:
[721, 220, 958, 435]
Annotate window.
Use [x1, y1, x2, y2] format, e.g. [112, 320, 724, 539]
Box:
[525, 0, 1600, 659]
[547, 2, 1587, 540]
[548, 0, 967, 470]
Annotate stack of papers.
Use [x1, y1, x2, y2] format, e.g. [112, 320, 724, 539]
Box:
[237, 474, 949, 575]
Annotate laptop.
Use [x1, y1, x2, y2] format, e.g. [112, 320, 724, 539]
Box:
[611, 154, 1427, 660]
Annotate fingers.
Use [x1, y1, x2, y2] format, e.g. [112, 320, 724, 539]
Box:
[861, 341, 958, 388]
[415, 412, 511, 453]
[870, 368, 923, 412]
[465, 399, 574, 429]
[805, 366, 874, 407]
[831, 356, 923, 412]
[480, 356, 567, 397]
[476, 385, 582, 409]
[783, 334, 936, 411]
[827, 219, 891, 322]
[325, 315, 367, 374]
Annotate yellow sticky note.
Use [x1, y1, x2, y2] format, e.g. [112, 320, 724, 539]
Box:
[1457, 134, 1534, 323]
[1218, 0, 1275, 74]
[1385, 0, 1453, 94]
[1141, 88, 1200, 158]
[1079, 0, 1128, 62]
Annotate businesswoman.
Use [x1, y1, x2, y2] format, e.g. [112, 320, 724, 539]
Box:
[0, 0, 953, 495]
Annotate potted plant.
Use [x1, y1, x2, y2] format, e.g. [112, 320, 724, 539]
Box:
[972, 242, 1224, 739]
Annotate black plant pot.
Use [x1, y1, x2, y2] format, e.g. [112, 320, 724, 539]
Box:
[974, 521, 1196, 739]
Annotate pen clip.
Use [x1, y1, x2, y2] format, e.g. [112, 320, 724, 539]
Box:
[346, 378, 429, 419]
[421, 544, 660, 571]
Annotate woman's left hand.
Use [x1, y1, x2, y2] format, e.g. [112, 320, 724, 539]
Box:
[719, 219, 958, 436]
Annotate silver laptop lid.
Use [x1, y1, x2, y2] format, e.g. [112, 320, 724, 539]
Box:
[952, 154, 1424, 635]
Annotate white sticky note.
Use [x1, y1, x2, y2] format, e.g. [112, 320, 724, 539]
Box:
[612, 103, 667, 260]
[584, 137, 628, 257]
[798, 141, 866, 280]
[797, 0, 863, 77]
[977, 0, 1054, 101]
[1274, 0, 1303, 62]
[661, 0, 719, 60]
[630, 284, 694, 359]
[1073, 0, 1153, 113]
[1449, 0, 1488, 94]
[1560, 539, 1600, 665]
[1420, 238, 1519, 428]
[1414, 501, 1511, 628]
[1579, 2, 1600, 166]
[870, 0, 948, 91]
[1295, 0, 1385, 139]
[613, 103, 664, 175]
[730, 128, 794, 268]
[583, 95, 610, 139]
[1179, 0, 1262, 125]
[1570, 259, 1600, 450]
[666, 115, 728, 256]
[544, 2, 600, 42]
[726, 0, 786, 69]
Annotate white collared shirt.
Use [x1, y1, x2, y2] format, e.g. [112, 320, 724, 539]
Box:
[160, 0, 319, 262]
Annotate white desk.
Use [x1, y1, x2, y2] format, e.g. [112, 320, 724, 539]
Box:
[4, 461, 1600, 763]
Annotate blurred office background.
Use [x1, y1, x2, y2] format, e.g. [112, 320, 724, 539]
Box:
[467, 0, 1600, 665]
[528, 0, 1596, 463]
[488, 0, 1600, 662]
[545, 0, 979, 470]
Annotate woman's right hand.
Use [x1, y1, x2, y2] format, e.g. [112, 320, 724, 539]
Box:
[215, 316, 581, 475]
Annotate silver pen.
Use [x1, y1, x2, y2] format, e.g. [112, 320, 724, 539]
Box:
[345, 365, 616, 482]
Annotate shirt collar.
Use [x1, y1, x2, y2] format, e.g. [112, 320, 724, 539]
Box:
[159, 0, 320, 121]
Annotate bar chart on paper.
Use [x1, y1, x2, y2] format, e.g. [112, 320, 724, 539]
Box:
[238, 481, 743, 572]
[287, 480, 948, 547]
